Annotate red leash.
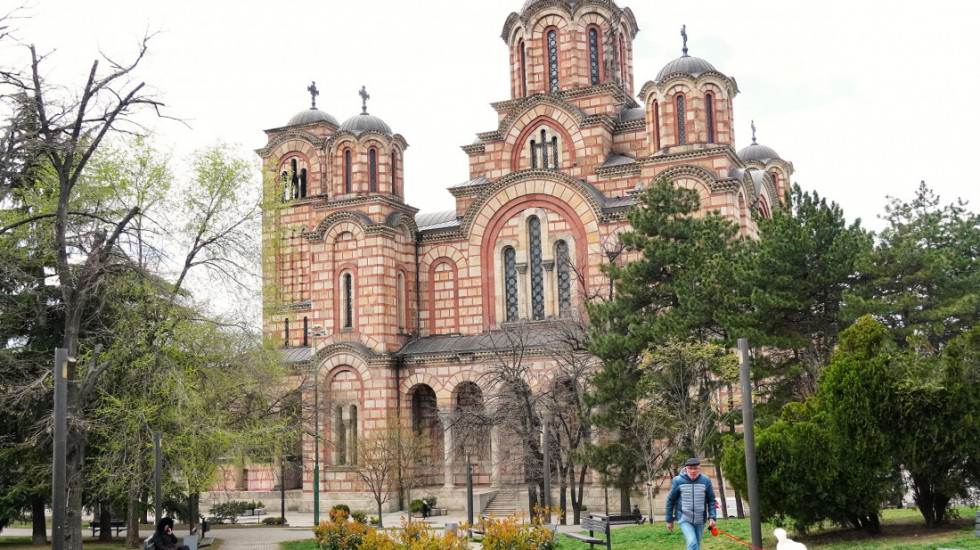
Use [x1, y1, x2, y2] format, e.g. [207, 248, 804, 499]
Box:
[710, 525, 764, 550]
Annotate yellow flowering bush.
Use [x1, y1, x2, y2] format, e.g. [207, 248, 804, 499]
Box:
[312, 509, 373, 550]
[479, 508, 559, 550]
[360, 518, 469, 550]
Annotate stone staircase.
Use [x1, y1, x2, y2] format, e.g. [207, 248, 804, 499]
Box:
[483, 490, 518, 517]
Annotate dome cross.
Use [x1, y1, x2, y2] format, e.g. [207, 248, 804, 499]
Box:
[681, 24, 688, 56]
[751, 120, 757, 144]
[307, 81, 319, 109]
[359, 85, 370, 114]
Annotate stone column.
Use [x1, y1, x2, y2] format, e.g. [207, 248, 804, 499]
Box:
[490, 426, 501, 488]
[443, 413, 455, 488]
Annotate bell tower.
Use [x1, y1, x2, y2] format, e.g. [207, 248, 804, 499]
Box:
[502, 0, 639, 99]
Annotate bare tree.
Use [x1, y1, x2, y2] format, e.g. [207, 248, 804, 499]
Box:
[353, 423, 400, 528]
[540, 313, 598, 524]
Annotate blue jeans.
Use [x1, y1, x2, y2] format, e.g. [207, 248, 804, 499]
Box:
[678, 520, 705, 550]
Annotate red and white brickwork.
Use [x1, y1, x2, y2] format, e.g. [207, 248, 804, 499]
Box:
[228, 0, 795, 513]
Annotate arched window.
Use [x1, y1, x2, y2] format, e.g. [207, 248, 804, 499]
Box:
[300, 168, 308, 197]
[676, 95, 686, 145]
[529, 128, 559, 170]
[397, 272, 406, 333]
[653, 100, 661, 150]
[344, 149, 352, 194]
[519, 39, 527, 96]
[705, 93, 715, 143]
[547, 29, 560, 92]
[391, 150, 399, 196]
[588, 27, 600, 85]
[335, 404, 358, 466]
[619, 35, 628, 84]
[342, 272, 354, 329]
[528, 217, 544, 320]
[503, 247, 518, 322]
[556, 240, 571, 317]
[291, 159, 299, 199]
[369, 148, 377, 192]
[284, 318, 290, 347]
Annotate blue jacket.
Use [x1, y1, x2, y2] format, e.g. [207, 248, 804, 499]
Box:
[665, 472, 716, 525]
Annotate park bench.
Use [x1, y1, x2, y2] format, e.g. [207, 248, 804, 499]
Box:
[602, 512, 644, 525]
[237, 506, 267, 523]
[563, 515, 612, 550]
[89, 518, 126, 537]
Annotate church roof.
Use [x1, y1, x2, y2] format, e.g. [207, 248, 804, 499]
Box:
[396, 326, 572, 357]
[416, 210, 460, 232]
[655, 55, 717, 82]
[738, 142, 781, 164]
[287, 108, 338, 127]
[738, 122, 782, 164]
[339, 113, 393, 135]
[620, 107, 645, 122]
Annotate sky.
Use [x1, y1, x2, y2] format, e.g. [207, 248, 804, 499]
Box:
[7, 0, 980, 232]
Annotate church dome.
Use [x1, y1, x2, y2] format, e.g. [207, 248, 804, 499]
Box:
[738, 123, 781, 164]
[738, 141, 781, 164]
[520, 0, 586, 13]
[339, 113, 393, 136]
[288, 108, 338, 127]
[655, 55, 717, 82]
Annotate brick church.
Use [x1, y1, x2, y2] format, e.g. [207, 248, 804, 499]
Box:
[242, 0, 794, 513]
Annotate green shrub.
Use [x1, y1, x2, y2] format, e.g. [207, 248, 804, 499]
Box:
[422, 496, 437, 508]
[409, 499, 424, 513]
[368, 516, 380, 526]
[350, 510, 367, 523]
[262, 516, 285, 525]
[331, 503, 351, 515]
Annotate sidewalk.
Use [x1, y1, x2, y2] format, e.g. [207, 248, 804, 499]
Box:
[0, 510, 596, 549]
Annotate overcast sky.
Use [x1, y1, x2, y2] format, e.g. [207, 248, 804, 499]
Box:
[8, 0, 980, 232]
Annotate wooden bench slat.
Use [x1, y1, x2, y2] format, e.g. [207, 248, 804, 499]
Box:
[563, 533, 604, 544]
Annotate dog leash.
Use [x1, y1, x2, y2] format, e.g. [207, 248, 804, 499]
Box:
[710, 525, 764, 550]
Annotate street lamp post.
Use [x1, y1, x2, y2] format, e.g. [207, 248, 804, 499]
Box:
[309, 324, 326, 525]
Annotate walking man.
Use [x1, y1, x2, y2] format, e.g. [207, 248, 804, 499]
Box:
[665, 458, 717, 550]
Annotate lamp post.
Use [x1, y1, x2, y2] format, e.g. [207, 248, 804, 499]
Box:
[309, 324, 326, 525]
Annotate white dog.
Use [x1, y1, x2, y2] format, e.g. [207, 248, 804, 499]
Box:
[773, 528, 807, 550]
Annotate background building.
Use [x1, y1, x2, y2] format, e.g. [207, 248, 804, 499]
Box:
[234, 0, 793, 514]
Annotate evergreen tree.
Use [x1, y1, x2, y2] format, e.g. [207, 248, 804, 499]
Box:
[733, 184, 871, 406]
[586, 177, 741, 512]
[846, 182, 980, 350]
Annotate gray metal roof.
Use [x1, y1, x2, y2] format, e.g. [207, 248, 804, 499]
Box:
[737, 142, 781, 164]
[397, 327, 572, 356]
[281, 346, 311, 364]
[288, 108, 338, 127]
[339, 113, 393, 135]
[620, 107, 645, 122]
[600, 153, 637, 168]
[416, 210, 460, 231]
[655, 55, 718, 82]
[451, 176, 490, 189]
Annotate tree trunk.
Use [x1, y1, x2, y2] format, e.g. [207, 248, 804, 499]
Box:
[31, 495, 47, 545]
[575, 464, 587, 525]
[558, 462, 568, 525]
[65, 430, 86, 550]
[734, 491, 744, 519]
[99, 502, 112, 541]
[713, 462, 728, 519]
[126, 494, 142, 549]
[377, 500, 384, 529]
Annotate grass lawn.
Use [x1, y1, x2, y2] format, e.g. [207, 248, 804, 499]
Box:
[281, 508, 980, 550]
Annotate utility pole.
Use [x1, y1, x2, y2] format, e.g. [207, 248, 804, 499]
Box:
[309, 325, 325, 525]
[155, 432, 163, 525]
[52, 349, 68, 550]
[737, 338, 761, 549]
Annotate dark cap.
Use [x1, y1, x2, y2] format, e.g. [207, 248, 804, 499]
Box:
[683, 458, 701, 467]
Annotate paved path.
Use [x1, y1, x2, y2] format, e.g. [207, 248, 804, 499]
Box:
[0, 510, 597, 550]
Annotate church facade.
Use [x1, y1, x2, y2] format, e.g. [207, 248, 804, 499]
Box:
[251, 0, 793, 513]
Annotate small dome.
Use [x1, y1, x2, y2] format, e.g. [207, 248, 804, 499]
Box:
[655, 55, 717, 82]
[339, 113, 393, 136]
[521, 0, 585, 13]
[287, 108, 338, 127]
[738, 142, 781, 164]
